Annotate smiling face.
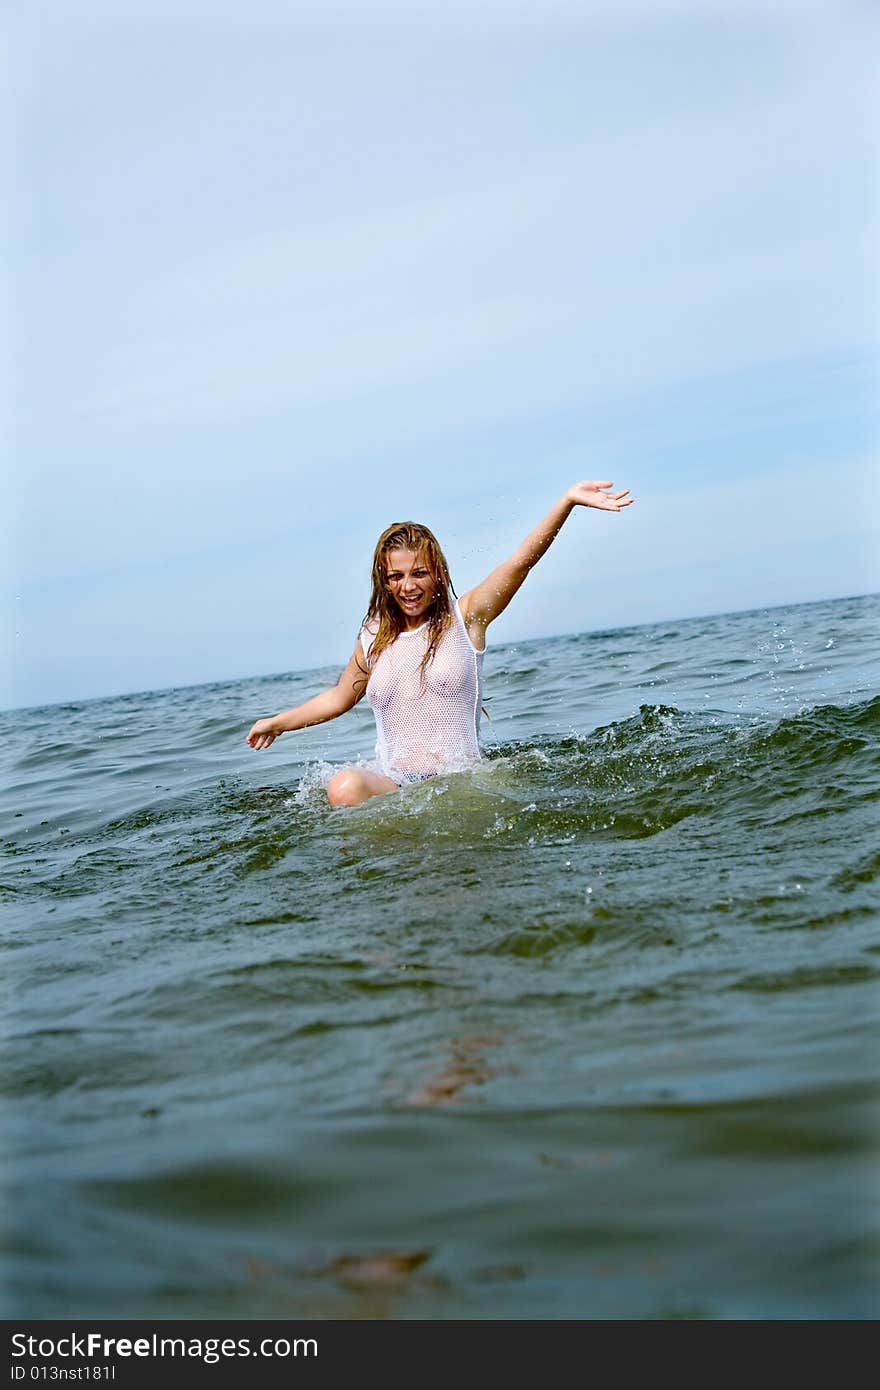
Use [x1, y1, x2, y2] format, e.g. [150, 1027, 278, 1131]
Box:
[384, 547, 436, 627]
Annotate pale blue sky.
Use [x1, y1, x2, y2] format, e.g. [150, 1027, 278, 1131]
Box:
[4, 0, 878, 709]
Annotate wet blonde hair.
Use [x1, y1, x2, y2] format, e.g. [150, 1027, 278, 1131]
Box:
[361, 522, 456, 687]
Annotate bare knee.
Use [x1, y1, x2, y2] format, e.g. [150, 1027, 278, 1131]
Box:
[327, 768, 399, 806]
[327, 769, 370, 807]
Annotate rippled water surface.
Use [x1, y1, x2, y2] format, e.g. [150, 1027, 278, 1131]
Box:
[2, 594, 879, 1318]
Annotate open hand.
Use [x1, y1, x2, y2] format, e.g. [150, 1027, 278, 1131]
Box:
[566, 480, 634, 511]
[246, 718, 279, 750]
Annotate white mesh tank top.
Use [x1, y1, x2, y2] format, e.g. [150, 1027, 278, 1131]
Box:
[360, 596, 485, 782]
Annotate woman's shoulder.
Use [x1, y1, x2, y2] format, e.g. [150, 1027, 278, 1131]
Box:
[455, 591, 487, 653]
[359, 616, 379, 662]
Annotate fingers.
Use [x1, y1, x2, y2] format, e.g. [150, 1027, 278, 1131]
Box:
[246, 726, 276, 749]
[571, 480, 635, 507]
[593, 492, 635, 511]
[585, 493, 635, 511]
[574, 482, 635, 503]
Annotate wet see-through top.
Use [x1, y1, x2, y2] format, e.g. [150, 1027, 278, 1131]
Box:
[360, 596, 484, 781]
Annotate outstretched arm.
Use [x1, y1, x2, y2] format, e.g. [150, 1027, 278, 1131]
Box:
[246, 643, 368, 750]
[460, 481, 633, 644]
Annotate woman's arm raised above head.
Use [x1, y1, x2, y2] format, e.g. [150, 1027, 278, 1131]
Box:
[460, 481, 633, 644]
[246, 642, 369, 750]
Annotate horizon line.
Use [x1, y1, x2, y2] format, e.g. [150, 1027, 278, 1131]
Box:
[3, 588, 877, 718]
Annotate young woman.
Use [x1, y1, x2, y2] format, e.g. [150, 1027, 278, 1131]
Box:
[246, 481, 633, 805]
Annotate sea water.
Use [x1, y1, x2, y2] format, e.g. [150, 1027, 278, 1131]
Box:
[2, 593, 878, 1318]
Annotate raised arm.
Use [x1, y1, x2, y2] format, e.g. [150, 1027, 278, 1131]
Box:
[460, 481, 633, 644]
[246, 643, 369, 750]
